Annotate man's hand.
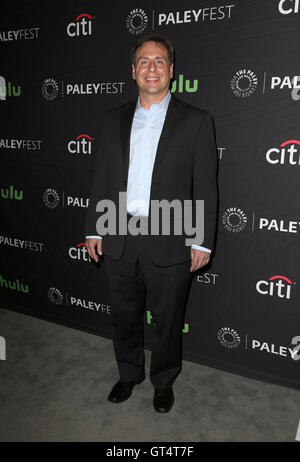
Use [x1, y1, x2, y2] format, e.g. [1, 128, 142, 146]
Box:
[190, 248, 210, 272]
[85, 238, 102, 263]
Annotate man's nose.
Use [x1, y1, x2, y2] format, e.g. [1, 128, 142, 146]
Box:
[148, 61, 157, 71]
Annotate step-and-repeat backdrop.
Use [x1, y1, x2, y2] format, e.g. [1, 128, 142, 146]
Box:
[1, 0, 299, 389]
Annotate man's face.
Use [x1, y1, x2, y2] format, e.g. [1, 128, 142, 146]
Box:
[132, 41, 173, 98]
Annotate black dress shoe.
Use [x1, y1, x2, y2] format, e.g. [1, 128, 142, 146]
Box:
[153, 387, 174, 413]
[107, 375, 145, 403]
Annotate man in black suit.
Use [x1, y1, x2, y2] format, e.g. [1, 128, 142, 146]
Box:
[85, 35, 218, 413]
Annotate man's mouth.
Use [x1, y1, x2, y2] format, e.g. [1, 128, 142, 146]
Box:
[145, 77, 159, 81]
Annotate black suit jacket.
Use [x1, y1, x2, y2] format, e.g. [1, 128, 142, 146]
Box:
[84, 94, 218, 266]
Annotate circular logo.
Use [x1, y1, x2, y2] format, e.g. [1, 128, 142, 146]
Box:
[231, 69, 257, 98]
[42, 78, 59, 101]
[48, 287, 63, 305]
[43, 188, 60, 209]
[217, 327, 240, 349]
[126, 9, 148, 35]
[222, 207, 247, 232]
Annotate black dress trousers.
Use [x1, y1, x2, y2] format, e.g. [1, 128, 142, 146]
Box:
[104, 213, 194, 389]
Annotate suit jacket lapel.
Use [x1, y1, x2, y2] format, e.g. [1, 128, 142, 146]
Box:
[120, 98, 137, 181]
[152, 94, 181, 175]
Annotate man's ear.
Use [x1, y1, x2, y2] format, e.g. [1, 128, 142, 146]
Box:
[132, 64, 136, 80]
[170, 63, 174, 80]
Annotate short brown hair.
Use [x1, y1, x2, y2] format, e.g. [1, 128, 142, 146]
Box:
[130, 34, 174, 66]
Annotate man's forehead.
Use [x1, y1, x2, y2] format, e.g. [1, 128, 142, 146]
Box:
[136, 41, 168, 57]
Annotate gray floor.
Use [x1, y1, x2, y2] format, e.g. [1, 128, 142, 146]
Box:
[0, 307, 299, 442]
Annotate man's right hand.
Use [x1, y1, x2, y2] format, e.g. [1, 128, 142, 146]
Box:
[85, 238, 102, 263]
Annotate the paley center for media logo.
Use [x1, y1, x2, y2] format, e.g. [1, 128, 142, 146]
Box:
[217, 327, 241, 349]
[231, 69, 258, 97]
[126, 9, 148, 34]
[222, 207, 247, 232]
[48, 287, 64, 305]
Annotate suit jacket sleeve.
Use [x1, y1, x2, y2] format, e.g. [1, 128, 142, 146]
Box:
[84, 114, 109, 238]
[192, 111, 218, 250]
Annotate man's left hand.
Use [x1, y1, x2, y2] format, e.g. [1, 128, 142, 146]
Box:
[190, 248, 210, 272]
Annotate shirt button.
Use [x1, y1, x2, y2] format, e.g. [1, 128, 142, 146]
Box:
[141, 185, 144, 190]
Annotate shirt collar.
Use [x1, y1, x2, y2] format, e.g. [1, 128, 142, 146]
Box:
[136, 91, 171, 113]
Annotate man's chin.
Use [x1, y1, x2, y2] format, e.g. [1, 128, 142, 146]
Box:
[141, 87, 167, 96]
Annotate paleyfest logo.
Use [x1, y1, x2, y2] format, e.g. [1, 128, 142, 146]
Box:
[126, 8, 148, 34]
[231, 69, 258, 97]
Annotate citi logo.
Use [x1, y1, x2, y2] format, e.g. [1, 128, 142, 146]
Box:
[69, 243, 91, 262]
[68, 134, 93, 155]
[278, 0, 300, 14]
[1, 185, 23, 200]
[0, 75, 21, 100]
[0, 275, 29, 293]
[67, 13, 93, 37]
[256, 275, 294, 299]
[266, 140, 300, 165]
[171, 75, 198, 93]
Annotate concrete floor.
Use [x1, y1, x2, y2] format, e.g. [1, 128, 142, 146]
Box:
[0, 307, 299, 442]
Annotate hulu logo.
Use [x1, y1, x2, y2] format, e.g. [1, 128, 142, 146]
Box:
[1, 185, 23, 200]
[0, 275, 29, 293]
[171, 74, 198, 93]
[146, 310, 189, 333]
[0, 75, 21, 100]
